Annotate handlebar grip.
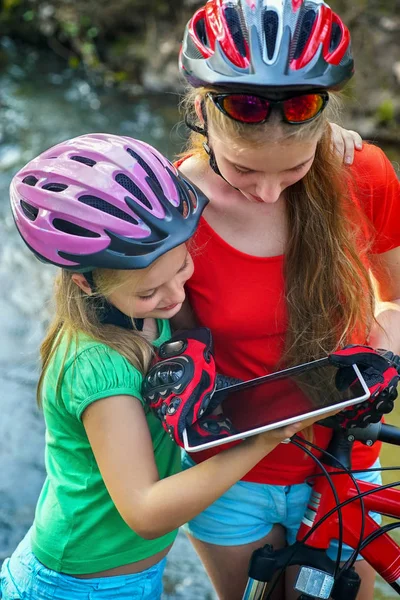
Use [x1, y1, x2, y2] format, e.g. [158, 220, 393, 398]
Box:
[378, 423, 400, 445]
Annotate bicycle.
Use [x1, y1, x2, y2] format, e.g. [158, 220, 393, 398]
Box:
[242, 420, 400, 599]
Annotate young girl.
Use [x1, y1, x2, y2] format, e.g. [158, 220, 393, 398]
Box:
[173, 1, 400, 599]
[0, 133, 321, 600]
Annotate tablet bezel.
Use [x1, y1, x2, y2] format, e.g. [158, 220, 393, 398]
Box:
[182, 362, 370, 453]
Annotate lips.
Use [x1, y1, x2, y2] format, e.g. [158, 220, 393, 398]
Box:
[248, 193, 264, 203]
[158, 303, 179, 311]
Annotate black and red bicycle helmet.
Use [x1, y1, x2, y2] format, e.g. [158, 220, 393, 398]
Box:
[180, 0, 354, 94]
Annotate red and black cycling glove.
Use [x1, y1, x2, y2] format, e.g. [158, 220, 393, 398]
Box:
[328, 345, 399, 428]
[142, 327, 237, 446]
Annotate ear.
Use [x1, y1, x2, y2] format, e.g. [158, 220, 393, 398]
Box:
[71, 273, 92, 295]
[194, 95, 205, 124]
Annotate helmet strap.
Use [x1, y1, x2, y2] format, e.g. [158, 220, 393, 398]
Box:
[83, 271, 144, 331]
[184, 103, 239, 190]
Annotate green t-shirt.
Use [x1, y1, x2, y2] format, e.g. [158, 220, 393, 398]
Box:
[31, 319, 181, 574]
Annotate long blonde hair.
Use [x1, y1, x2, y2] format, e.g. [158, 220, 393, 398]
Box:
[37, 268, 154, 405]
[181, 88, 376, 367]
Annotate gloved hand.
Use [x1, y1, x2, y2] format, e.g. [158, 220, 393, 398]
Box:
[327, 345, 399, 428]
[142, 328, 235, 446]
[186, 413, 237, 448]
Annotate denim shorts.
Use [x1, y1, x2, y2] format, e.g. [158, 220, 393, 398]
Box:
[0, 531, 166, 600]
[182, 453, 382, 562]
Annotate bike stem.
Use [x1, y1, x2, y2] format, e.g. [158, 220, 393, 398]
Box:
[320, 420, 400, 468]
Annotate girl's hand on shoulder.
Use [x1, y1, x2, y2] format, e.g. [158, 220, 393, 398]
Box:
[329, 123, 363, 166]
[368, 302, 400, 355]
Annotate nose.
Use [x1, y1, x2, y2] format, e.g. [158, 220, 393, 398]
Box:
[255, 176, 282, 204]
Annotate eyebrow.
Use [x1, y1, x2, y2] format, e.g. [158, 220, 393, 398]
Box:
[286, 156, 315, 170]
[230, 155, 314, 172]
[136, 252, 189, 294]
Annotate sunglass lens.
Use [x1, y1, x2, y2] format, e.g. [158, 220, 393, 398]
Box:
[220, 95, 270, 123]
[283, 94, 324, 123]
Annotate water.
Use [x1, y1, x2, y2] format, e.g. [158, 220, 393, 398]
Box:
[0, 39, 216, 599]
[0, 38, 399, 599]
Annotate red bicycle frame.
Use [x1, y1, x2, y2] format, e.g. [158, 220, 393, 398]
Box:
[298, 468, 400, 588]
[242, 423, 400, 599]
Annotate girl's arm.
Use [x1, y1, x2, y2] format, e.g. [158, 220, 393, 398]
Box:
[369, 246, 400, 354]
[82, 395, 313, 539]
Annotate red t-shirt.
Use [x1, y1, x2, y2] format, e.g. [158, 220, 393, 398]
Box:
[181, 144, 400, 485]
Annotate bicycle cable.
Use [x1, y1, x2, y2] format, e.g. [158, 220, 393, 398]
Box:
[293, 435, 366, 574]
[306, 465, 400, 478]
[299, 477, 400, 575]
[358, 520, 400, 552]
[262, 439, 344, 599]
[290, 438, 365, 579]
[299, 478, 400, 537]
[300, 451, 400, 575]
[285, 439, 400, 578]
[301, 464, 400, 573]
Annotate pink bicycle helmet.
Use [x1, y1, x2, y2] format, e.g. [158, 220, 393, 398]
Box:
[10, 133, 208, 272]
[180, 0, 354, 94]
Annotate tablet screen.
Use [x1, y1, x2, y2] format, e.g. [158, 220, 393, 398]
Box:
[184, 361, 369, 452]
[219, 363, 364, 431]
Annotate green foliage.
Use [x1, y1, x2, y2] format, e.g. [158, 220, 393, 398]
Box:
[3, 0, 21, 12]
[376, 100, 396, 124]
[23, 9, 35, 21]
[68, 56, 80, 69]
[61, 21, 80, 38]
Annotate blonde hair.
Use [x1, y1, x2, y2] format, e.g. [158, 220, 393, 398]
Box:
[181, 87, 376, 367]
[37, 268, 154, 405]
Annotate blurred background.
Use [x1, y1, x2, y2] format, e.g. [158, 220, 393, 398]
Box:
[0, 1, 399, 598]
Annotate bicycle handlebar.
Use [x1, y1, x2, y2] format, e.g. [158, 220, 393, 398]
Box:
[378, 422, 400, 445]
[319, 420, 400, 448]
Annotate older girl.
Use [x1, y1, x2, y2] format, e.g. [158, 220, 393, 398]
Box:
[175, 1, 400, 598]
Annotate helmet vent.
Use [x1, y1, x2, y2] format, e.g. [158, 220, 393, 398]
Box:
[194, 17, 209, 48]
[263, 10, 279, 60]
[224, 7, 247, 58]
[177, 183, 192, 217]
[329, 22, 342, 53]
[53, 218, 100, 238]
[292, 9, 317, 60]
[185, 35, 205, 60]
[188, 188, 197, 209]
[78, 195, 138, 225]
[115, 174, 152, 210]
[20, 200, 39, 221]
[70, 155, 96, 167]
[182, 200, 189, 218]
[22, 175, 38, 186]
[42, 183, 68, 192]
[127, 148, 160, 186]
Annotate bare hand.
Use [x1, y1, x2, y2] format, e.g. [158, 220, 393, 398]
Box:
[368, 303, 400, 355]
[329, 122, 363, 166]
[253, 410, 340, 451]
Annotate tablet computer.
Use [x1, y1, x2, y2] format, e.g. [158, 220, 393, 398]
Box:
[182, 358, 370, 453]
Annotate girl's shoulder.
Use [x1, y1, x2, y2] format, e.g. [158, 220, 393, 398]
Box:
[43, 320, 171, 418]
[350, 143, 397, 184]
[43, 331, 144, 419]
[349, 144, 400, 255]
[55, 330, 118, 372]
[57, 319, 170, 373]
